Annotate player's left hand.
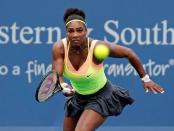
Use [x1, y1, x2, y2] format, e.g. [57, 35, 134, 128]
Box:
[143, 81, 165, 94]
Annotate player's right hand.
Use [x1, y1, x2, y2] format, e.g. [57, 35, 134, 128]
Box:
[61, 83, 75, 97]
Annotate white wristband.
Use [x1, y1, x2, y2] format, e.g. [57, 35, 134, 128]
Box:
[141, 74, 151, 83]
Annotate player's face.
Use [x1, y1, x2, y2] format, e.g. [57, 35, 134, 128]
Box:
[66, 21, 87, 47]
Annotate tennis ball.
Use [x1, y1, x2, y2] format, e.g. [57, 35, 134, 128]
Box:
[94, 44, 109, 60]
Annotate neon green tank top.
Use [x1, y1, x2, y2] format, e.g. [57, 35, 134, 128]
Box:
[62, 38, 107, 95]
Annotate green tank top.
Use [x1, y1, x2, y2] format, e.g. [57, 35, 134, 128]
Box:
[62, 38, 107, 95]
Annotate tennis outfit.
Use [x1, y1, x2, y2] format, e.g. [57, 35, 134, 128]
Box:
[62, 38, 134, 117]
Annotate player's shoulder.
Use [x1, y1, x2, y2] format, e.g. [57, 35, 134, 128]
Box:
[89, 38, 108, 47]
[52, 38, 67, 53]
[89, 37, 103, 45]
[53, 38, 66, 49]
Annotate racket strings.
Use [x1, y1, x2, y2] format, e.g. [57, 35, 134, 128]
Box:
[36, 71, 62, 102]
[38, 74, 56, 100]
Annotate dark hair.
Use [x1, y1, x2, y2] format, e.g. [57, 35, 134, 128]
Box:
[63, 8, 86, 23]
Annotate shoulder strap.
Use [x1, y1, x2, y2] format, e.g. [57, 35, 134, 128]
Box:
[88, 39, 98, 63]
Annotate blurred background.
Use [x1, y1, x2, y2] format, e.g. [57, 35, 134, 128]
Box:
[0, 0, 174, 130]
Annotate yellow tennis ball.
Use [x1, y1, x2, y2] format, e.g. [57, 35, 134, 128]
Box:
[94, 44, 109, 60]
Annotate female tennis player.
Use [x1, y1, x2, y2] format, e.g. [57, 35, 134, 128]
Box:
[52, 8, 165, 131]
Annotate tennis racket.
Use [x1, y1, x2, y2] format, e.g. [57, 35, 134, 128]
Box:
[35, 70, 62, 103]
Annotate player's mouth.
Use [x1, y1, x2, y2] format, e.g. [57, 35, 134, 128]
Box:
[72, 39, 80, 43]
[71, 40, 81, 46]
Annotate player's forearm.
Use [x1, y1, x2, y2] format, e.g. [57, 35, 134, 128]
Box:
[127, 51, 146, 78]
[52, 58, 64, 82]
[52, 65, 64, 83]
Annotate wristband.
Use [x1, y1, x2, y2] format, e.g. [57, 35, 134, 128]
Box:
[141, 74, 151, 83]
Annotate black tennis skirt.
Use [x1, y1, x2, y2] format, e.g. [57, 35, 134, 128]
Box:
[64, 80, 134, 117]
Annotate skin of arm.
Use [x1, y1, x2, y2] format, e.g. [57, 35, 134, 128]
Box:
[109, 44, 146, 78]
[52, 41, 65, 83]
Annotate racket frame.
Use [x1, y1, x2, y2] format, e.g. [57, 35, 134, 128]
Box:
[35, 71, 62, 103]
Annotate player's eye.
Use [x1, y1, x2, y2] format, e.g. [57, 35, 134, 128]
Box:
[67, 29, 74, 33]
[75, 27, 83, 32]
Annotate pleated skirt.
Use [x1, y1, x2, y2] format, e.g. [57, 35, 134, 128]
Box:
[64, 80, 134, 117]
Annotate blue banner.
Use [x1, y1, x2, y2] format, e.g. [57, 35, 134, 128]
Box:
[1, 0, 174, 130]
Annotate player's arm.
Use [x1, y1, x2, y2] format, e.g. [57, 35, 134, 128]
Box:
[107, 43, 164, 94]
[108, 44, 146, 78]
[52, 41, 64, 83]
[52, 41, 75, 95]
